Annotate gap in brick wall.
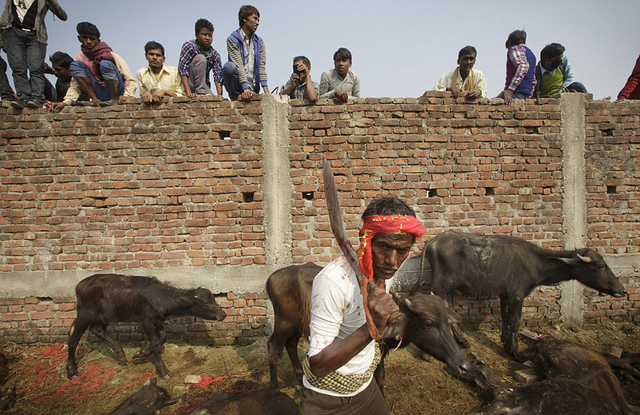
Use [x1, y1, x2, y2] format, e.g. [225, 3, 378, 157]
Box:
[242, 192, 255, 203]
[601, 128, 614, 137]
[36, 296, 52, 301]
[607, 185, 617, 194]
[219, 131, 232, 140]
[485, 187, 495, 196]
[302, 191, 314, 201]
[425, 189, 438, 198]
[525, 126, 539, 134]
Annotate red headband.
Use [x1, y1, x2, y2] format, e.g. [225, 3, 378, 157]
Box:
[356, 215, 427, 281]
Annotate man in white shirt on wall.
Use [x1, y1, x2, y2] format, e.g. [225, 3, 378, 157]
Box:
[434, 45, 487, 100]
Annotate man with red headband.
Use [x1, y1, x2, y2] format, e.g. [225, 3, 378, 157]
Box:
[300, 196, 426, 415]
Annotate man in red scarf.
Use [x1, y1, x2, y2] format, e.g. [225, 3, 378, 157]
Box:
[54, 22, 136, 110]
[300, 196, 426, 415]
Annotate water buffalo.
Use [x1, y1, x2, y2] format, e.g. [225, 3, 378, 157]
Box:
[67, 274, 227, 379]
[470, 337, 635, 415]
[105, 378, 181, 415]
[266, 263, 469, 390]
[468, 377, 621, 415]
[418, 231, 627, 359]
[189, 389, 298, 415]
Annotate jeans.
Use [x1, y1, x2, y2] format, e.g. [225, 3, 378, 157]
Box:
[2, 27, 47, 102]
[222, 61, 259, 100]
[69, 59, 124, 101]
[188, 54, 213, 95]
[0, 53, 14, 100]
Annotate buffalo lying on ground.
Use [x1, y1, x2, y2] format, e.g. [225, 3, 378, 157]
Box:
[67, 274, 227, 379]
[105, 378, 181, 415]
[470, 337, 637, 415]
[189, 389, 298, 415]
[418, 231, 626, 359]
[266, 263, 469, 390]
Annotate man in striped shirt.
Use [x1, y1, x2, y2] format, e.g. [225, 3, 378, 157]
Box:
[499, 30, 536, 104]
[222, 5, 268, 102]
[178, 19, 222, 98]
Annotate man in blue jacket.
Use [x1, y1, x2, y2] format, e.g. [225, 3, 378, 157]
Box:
[222, 4, 268, 101]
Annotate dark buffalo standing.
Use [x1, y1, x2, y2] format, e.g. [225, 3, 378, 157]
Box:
[105, 378, 181, 415]
[419, 231, 627, 359]
[189, 389, 298, 415]
[67, 274, 227, 379]
[470, 337, 636, 415]
[266, 263, 469, 390]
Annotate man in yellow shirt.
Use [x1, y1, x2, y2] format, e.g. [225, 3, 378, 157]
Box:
[137, 41, 185, 104]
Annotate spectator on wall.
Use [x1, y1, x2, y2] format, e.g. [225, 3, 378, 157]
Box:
[319, 47, 360, 104]
[0, 48, 17, 107]
[0, 0, 67, 109]
[178, 19, 222, 99]
[281, 55, 318, 102]
[222, 5, 268, 102]
[138, 41, 185, 104]
[534, 43, 587, 98]
[43, 51, 89, 103]
[54, 22, 137, 111]
[617, 54, 640, 101]
[498, 30, 536, 104]
[434, 45, 487, 100]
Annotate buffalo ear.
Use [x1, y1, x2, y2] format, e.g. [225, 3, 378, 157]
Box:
[576, 253, 592, 263]
[446, 309, 461, 324]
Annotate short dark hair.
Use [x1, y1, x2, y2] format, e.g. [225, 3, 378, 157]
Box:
[144, 41, 165, 56]
[362, 196, 416, 219]
[195, 18, 214, 35]
[76, 22, 100, 38]
[49, 51, 73, 69]
[505, 30, 527, 48]
[333, 47, 352, 62]
[458, 45, 477, 59]
[238, 5, 260, 27]
[540, 43, 565, 61]
[293, 56, 311, 67]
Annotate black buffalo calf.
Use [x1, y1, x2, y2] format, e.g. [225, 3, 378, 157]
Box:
[67, 274, 227, 379]
[105, 378, 181, 415]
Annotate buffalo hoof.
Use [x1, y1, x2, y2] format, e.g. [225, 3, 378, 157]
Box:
[159, 371, 173, 380]
[67, 366, 79, 379]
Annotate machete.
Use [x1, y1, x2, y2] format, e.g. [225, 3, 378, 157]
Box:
[322, 158, 405, 340]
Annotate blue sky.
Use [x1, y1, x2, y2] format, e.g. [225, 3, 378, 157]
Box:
[5, 0, 640, 99]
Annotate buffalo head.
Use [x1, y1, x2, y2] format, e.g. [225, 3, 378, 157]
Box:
[189, 288, 227, 321]
[396, 293, 470, 376]
[569, 249, 626, 298]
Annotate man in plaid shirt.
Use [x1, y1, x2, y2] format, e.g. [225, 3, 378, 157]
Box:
[178, 18, 222, 98]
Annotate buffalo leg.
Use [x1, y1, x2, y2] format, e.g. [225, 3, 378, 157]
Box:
[500, 295, 524, 361]
[134, 323, 166, 359]
[440, 292, 470, 349]
[267, 330, 287, 389]
[89, 325, 127, 363]
[284, 333, 303, 383]
[67, 316, 90, 378]
[140, 320, 171, 379]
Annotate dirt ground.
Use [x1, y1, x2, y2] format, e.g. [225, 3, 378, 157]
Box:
[1, 322, 639, 415]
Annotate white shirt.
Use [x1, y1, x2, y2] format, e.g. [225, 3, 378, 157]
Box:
[303, 255, 393, 397]
[241, 29, 255, 87]
[13, 0, 36, 22]
[434, 68, 488, 98]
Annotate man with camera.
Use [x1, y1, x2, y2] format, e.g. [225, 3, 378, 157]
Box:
[281, 55, 318, 102]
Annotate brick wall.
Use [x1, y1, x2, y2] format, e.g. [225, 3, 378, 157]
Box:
[0, 94, 638, 344]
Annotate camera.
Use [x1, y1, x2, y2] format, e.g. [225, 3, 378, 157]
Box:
[293, 64, 301, 77]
